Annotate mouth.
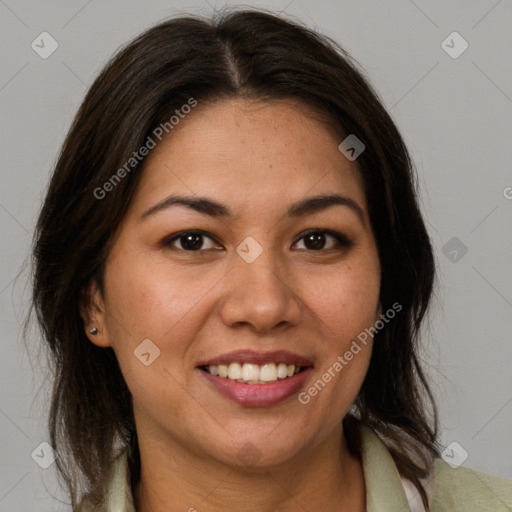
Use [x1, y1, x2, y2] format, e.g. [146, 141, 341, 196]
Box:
[196, 350, 314, 407]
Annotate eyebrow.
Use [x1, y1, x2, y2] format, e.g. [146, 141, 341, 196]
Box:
[140, 193, 365, 225]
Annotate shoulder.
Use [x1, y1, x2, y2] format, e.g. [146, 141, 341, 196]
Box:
[357, 423, 512, 512]
[430, 458, 512, 511]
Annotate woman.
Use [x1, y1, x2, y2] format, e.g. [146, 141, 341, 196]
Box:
[29, 8, 512, 512]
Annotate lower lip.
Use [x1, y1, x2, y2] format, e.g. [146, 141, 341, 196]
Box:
[198, 367, 312, 407]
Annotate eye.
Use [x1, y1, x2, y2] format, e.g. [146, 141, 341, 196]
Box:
[161, 228, 353, 253]
[293, 229, 353, 251]
[162, 230, 221, 251]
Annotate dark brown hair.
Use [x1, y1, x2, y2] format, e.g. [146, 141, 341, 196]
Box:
[28, 7, 440, 510]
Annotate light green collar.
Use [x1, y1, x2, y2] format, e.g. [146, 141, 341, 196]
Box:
[359, 425, 412, 511]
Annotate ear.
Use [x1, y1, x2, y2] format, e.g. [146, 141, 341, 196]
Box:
[79, 280, 111, 348]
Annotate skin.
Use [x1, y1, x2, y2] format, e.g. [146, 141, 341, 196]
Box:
[82, 98, 381, 512]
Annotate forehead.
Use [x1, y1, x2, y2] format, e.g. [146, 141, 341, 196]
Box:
[130, 98, 368, 219]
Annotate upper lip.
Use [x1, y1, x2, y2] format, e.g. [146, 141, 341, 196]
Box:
[196, 349, 314, 368]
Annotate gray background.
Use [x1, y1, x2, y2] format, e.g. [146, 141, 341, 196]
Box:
[1, 0, 511, 510]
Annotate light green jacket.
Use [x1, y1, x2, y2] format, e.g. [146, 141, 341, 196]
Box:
[79, 426, 512, 511]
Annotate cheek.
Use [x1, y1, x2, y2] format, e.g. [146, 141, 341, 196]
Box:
[102, 255, 204, 419]
[303, 260, 380, 341]
[298, 260, 379, 411]
[102, 251, 231, 408]
[103, 253, 212, 344]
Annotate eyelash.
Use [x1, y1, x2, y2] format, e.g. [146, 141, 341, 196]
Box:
[161, 229, 354, 253]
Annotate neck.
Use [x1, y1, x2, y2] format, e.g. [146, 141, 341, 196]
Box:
[132, 422, 366, 512]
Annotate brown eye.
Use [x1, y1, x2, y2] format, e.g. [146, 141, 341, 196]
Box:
[162, 230, 220, 251]
[293, 229, 353, 251]
[162, 229, 353, 253]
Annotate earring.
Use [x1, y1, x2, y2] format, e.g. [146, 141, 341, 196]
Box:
[89, 327, 98, 335]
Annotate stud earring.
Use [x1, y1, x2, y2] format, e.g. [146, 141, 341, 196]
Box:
[89, 327, 98, 335]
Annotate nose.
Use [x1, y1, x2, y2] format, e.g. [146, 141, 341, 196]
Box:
[218, 248, 303, 334]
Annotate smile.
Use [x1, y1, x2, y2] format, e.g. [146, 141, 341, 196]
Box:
[196, 350, 314, 407]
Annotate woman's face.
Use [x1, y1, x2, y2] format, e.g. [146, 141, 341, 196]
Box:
[87, 98, 381, 467]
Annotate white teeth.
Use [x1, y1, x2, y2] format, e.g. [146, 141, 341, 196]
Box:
[205, 362, 302, 383]
[260, 363, 277, 382]
[242, 363, 260, 381]
[277, 363, 288, 379]
[228, 362, 242, 380]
